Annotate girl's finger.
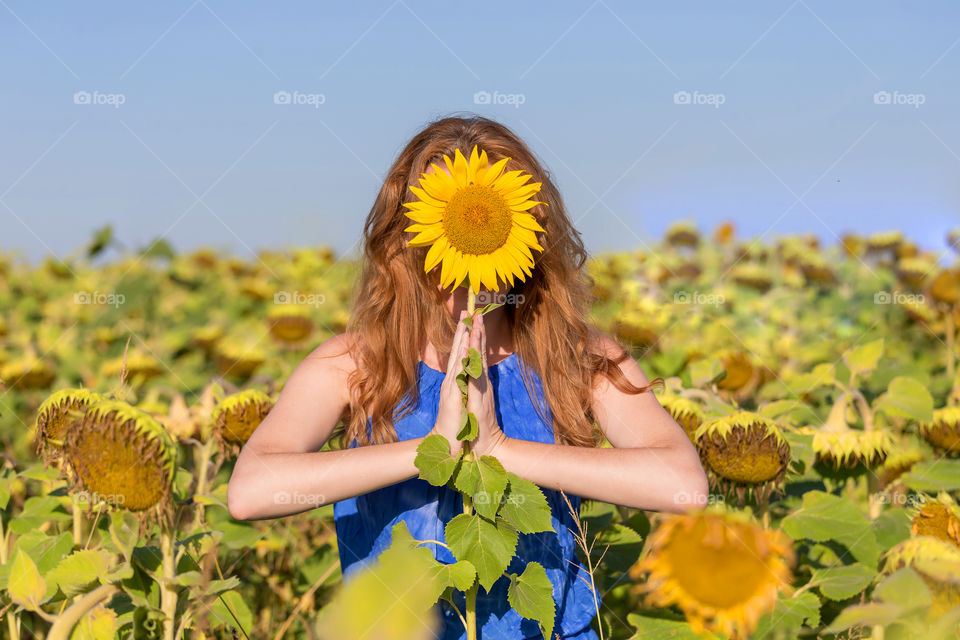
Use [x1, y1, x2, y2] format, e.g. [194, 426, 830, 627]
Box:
[445, 311, 468, 375]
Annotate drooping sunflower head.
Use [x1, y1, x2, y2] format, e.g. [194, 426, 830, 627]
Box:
[64, 399, 177, 519]
[34, 388, 103, 464]
[919, 407, 960, 454]
[402, 145, 546, 293]
[267, 304, 314, 345]
[665, 221, 700, 248]
[629, 509, 795, 639]
[694, 411, 790, 506]
[878, 447, 924, 489]
[213, 389, 274, 450]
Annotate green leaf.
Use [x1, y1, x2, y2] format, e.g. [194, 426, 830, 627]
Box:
[808, 563, 876, 600]
[9, 495, 70, 534]
[875, 376, 934, 422]
[478, 302, 504, 315]
[825, 602, 903, 632]
[445, 513, 518, 592]
[843, 339, 884, 377]
[48, 549, 112, 597]
[8, 549, 47, 611]
[753, 590, 821, 638]
[499, 473, 553, 535]
[507, 562, 556, 640]
[901, 459, 960, 492]
[428, 560, 476, 592]
[415, 434, 459, 487]
[781, 491, 883, 567]
[870, 508, 911, 549]
[208, 590, 254, 635]
[627, 613, 723, 639]
[454, 455, 507, 519]
[457, 411, 478, 441]
[874, 568, 931, 611]
[689, 359, 725, 387]
[463, 348, 482, 379]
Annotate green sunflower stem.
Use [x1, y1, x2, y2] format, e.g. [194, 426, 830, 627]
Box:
[160, 527, 178, 640]
[463, 285, 478, 640]
[192, 437, 215, 530]
[948, 307, 956, 381]
[0, 513, 19, 639]
[72, 499, 84, 547]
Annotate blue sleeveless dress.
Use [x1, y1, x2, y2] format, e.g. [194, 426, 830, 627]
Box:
[333, 352, 600, 639]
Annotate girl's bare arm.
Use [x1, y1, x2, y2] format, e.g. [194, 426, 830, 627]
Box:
[487, 337, 709, 513]
[226, 334, 425, 520]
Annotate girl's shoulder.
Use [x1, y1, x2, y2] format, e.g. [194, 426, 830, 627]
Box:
[292, 333, 359, 405]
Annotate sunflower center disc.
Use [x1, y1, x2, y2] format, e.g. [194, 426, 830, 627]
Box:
[442, 184, 512, 255]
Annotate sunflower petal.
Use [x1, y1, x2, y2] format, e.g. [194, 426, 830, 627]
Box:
[409, 186, 444, 208]
[480, 158, 509, 186]
[452, 148, 469, 187]
[513, 213, 545, 232]
[424, 238, 447, 272]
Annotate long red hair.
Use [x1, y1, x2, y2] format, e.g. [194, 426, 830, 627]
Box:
[341, 115, 658, 447]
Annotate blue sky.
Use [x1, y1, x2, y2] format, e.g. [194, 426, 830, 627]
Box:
[1, 1, 958, 262]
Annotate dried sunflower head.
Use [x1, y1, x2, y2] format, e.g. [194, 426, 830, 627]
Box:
[64, 399, 177, 522]
[716, 351, 756, 393]
[930, 269, 960, 307]
[213, 389, 274, 450]
[910, 493, 960, 548]
[919, 407, 960, 454]
[0, 357, 55, 390]
[666, 222, 700, 248]
[731, 263, 773, 293]
[694, 411, 790, 506]
[629, 508, 795, 639]
[802, 393, 893, 476]
[267, 305, 314, 345]
[35, 388, 103, 463]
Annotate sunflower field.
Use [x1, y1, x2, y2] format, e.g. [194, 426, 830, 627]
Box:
[1, 223, 959, 639]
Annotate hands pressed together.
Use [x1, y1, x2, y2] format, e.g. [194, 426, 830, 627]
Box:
[430, 310, 510, 458]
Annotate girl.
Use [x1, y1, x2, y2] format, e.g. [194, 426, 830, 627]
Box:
[227, 115, 708, 639]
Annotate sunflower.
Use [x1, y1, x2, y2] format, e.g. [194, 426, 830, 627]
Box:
[801, 393, 893, 476]
[64, 399, 177, 520]
[402, 145, 546, 293]
[694, 412, 790, 506]
[918, 407, 960, 455]
[34, 388, 103, 463]
[267, 305, 314, 345]
[213, 389, 274, 449]
[910, 494, 960, 548]
[629, 509, 795, 639]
